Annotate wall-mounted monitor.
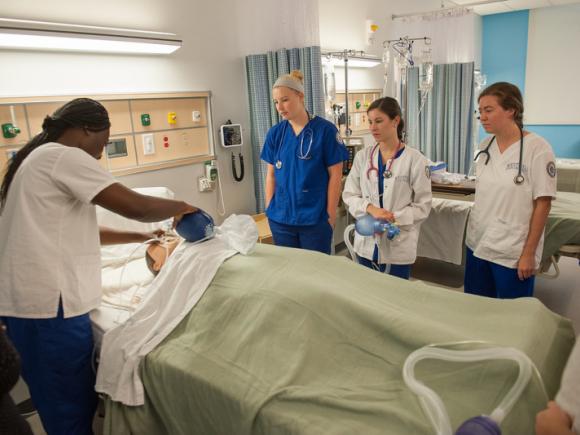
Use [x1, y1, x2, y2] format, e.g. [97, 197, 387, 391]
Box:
[107, 138, 128, 158]
[220, 124, 243, 148]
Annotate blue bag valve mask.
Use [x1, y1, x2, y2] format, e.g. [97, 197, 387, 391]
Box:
[354, 213, 400, 240]
[175, 209, 215, 243]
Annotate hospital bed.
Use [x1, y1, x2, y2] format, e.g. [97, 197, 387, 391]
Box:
[418, 192, 580, 274]
[93, 191, 575, 435]
[556, 158, 580, 194]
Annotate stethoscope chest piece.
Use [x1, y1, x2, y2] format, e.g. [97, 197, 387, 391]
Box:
[383, 170, 393, 179]
[514, 174, 524, 185]
[275, 160, 282, 170]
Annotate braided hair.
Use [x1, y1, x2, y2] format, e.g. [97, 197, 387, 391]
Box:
[0, 98, 110, 210]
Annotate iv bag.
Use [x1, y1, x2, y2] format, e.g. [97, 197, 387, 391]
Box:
[324, 63, 336, 102]
[420, 61, 433, 93]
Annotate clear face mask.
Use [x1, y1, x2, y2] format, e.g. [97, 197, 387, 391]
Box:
[402, 344, 545, 435]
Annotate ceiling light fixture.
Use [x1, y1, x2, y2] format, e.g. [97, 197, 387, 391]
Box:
[0, 18, 182, 55]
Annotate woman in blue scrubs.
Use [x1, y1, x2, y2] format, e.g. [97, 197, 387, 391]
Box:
[261, 70, 348, 254]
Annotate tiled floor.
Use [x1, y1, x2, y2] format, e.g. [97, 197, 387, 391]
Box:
[17, 252, 580, 434]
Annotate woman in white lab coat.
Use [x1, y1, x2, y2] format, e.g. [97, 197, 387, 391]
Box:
[465, 82, 556, 298]
[0, 98, 197, 435]
[342, 97, 432, 279]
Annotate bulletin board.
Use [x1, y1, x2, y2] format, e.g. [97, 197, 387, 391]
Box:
[333, 89, 381, 134]
[0, 92, 214, 176]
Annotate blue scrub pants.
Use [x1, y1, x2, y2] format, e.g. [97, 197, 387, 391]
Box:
[357, 257, 411, 280]
[2, 303, 97, 435]
[357, 244, 411, 280]
[268, 219, 333, 255]
[464, 247, 535, 299]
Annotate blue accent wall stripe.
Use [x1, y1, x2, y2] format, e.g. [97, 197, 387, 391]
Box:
[481, 9, 580, 157]
[482, 10, 529, 94]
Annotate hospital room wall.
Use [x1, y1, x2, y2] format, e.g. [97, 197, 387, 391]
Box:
[317, 0, 390, 92]
[481, 9, 580, 158]
[0, 0, 320, 221]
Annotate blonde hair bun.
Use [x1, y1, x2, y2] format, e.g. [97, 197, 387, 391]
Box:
[290, 70, 304, 83]
[273, 70, 305, 94]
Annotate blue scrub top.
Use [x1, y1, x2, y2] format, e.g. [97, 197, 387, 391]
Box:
[261, 116, 348, 226]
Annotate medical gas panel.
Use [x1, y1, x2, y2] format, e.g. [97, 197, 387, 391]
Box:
[0, 92, 214, 176]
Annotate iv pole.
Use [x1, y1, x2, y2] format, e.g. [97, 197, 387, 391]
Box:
[324, 49, 368, 137]
[381, 36, 431, 141]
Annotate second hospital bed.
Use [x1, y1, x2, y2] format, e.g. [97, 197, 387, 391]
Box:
[417, 191, 580, 271]
[91, 199, 575, 435]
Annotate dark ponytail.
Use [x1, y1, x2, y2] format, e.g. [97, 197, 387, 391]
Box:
[0, 98, 110, 210]
[367, 97, 405, 141]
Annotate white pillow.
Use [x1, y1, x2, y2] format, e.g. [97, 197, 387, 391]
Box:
[96, 186, 175, 234]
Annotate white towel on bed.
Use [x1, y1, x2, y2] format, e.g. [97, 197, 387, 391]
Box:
[95, 214, 258, 406]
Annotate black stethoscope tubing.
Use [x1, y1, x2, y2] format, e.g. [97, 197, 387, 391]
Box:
[274, 113, 315, 169]
[474, 127, 524, 185]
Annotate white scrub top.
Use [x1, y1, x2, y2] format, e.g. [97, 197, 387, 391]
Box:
[343, 145, 432, 264]
[0, 143, 115, 319]
[466, 133, 557, 269]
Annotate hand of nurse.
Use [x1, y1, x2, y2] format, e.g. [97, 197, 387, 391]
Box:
[517, 251, 536, 280]
[328, 215, 336, 228]
[535, 401, 574, 435]
[367, 204, 395, 222]
[172, 203, 198, 229]
[142, 229, 165, 242]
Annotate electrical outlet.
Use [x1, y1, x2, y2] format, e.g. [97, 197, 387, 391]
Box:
[198, 176, 215, 192]
[142, 134, 155, 155]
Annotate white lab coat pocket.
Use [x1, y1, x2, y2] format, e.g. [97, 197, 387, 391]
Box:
[478, 219, 528, 267]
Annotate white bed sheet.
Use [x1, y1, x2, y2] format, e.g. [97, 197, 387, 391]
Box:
[92, 255, 156, 349]
[417, 198, 473, 265]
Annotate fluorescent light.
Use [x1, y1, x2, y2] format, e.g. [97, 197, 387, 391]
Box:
[0, 18, 181, 55]
[322, 56, 381, 68]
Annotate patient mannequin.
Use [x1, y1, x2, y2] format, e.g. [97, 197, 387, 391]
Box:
[145, 236, 181, 275]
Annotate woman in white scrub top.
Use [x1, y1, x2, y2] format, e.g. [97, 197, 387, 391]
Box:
[0, 98, 197, 435]
[342, 97, 432, 279]
[465, 82, 556, 298]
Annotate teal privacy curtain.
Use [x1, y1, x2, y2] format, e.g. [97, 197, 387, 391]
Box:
[406, 62, 475, 175]
[245, 46, 325, 213]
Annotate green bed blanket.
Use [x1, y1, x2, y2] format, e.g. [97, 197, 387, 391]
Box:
[543, 191, 580, 261]
[104, 244, 575, 435]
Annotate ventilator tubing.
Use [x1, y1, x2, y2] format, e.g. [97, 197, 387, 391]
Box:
[402, 346, 534, 435]
[344, 223, 357, 262]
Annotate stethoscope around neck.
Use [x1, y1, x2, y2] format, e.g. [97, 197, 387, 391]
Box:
[274, 114, 314, 170]
[366, 141, 402, 180]
[474, 128, 525, 185]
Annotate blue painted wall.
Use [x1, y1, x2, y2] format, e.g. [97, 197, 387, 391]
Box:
[481, 10, 580, 157]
